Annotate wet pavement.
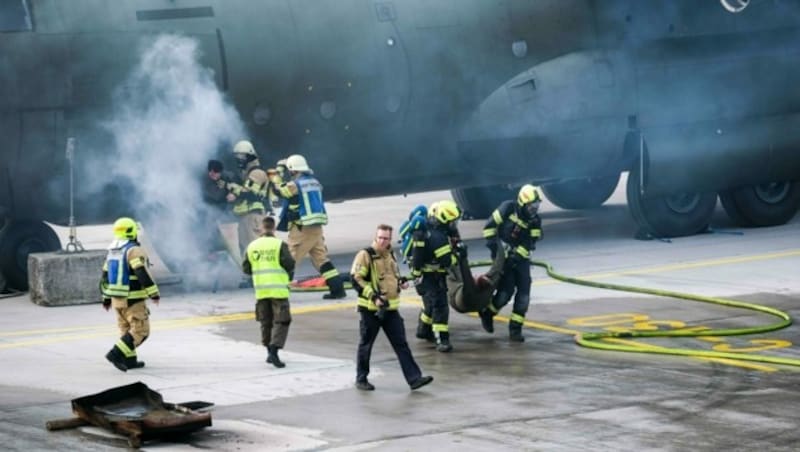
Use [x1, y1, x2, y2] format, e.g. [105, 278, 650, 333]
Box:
[2, 185, 799, 451]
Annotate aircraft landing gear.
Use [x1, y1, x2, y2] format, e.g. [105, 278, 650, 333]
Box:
[0, 220, 61, 291]
[719, 181, 800, 227]
[626, 165, 717, 238]
[541, 175, 619, 210]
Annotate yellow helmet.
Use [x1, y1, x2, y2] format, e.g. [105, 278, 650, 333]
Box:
[112, 217, 138, 240]
[517, 184, 542, 206]
[432, 200, 461, 224]
[428, 201, 441, 219]
[286, 154, 311, 172]
[232, 140, 257, 156]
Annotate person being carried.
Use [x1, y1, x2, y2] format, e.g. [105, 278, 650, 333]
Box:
[243, 216, 296, 368]
[350, 224, 433, 391]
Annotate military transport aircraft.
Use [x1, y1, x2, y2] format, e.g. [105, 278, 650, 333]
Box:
[1, 0, 798, 291]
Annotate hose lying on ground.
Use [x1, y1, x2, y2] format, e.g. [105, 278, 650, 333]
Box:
[519, 259, 800, 367]
[290, 257, 800, 367]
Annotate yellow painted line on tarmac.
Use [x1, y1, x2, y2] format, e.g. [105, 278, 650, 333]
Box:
[1, 249, 797, 371]
[0, 303, 358, 350]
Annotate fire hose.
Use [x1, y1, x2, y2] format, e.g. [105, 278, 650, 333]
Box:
[290, 258, 800, 367]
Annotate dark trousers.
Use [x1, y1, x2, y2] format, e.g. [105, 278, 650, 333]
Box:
[491, 260, 531, 318]
[357, 309, 422, 384]
[419, 273, 449, 328]
[256, 298, 292, 348]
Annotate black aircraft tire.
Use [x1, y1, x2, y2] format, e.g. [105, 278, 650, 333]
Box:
[626, 166, 717, 238]
[451, 185, 520, 220]
[0, 221, 61, 291]
[719, 181, 800, 227]
[541, 175, 619, 210]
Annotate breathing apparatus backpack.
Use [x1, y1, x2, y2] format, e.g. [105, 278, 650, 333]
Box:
[398, 204, 428, 264]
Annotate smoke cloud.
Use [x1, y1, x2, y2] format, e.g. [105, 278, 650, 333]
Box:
[97, 34, 245, 278]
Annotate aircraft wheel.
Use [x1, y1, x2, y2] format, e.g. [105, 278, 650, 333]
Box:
[626, 166, 717, 238]
[719, 181, 800, 227]
[451, 185, 520, 220]
[541, 175, 619, 210]
[0, 221, 61, 291]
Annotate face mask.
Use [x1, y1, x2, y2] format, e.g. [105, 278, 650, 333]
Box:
[524, 201, 540, 217]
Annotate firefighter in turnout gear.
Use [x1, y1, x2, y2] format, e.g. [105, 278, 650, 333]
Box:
[231, 140, 271, 259]
[412, 200, 461, 352]
[101, 217, 160, 372]
[350, 224, 434, 391]
[268, 154, 347, 299]
[243, 216, 296, 368]
[479, 184, 543, 342]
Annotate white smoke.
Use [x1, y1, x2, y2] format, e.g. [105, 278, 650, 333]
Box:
[101, 34, 245, 273]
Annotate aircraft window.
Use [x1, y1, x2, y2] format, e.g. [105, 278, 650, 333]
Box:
[0, 0, 32, 32]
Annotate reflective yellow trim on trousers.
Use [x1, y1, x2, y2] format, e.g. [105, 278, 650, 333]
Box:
[510, 313, 525, 324]
[419, 312, 433, 324]
[115, 339, 136, 358]
[432, 323, 449, 333]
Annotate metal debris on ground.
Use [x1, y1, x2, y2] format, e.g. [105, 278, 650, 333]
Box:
[45, 382, 213, 448]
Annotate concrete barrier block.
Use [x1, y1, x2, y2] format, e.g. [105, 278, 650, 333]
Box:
[28, 250, 106, 306]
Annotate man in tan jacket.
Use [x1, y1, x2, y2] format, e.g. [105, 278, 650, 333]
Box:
[350, 224, 433, 391]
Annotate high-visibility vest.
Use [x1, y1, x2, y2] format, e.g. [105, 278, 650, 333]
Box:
[295, 174, 328, 226]
[104, 242, 148, 299]
[247, 236, 290, 299]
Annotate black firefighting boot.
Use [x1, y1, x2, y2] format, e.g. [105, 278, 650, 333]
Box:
[125, 356, 146, 369]
[267, 345, 286, 368]
[416, 322, 435, 342]
[435, 331, 453, 353]
[105, 347, 128, 372]
[509, 322, 525, 343]
[479, 308, 495, 333]
[322, 275, 347, 300]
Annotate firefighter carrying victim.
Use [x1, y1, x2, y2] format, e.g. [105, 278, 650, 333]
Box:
[410, 200, 462, 352]
[479, 184, 543, 342]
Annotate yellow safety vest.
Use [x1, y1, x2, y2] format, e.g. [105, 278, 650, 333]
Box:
[247, 236, 290, 299]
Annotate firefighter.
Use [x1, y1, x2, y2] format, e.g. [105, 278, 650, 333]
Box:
[243, 216, 296, 368]
[411, 200, 461, 352]
[230, 140, 271, 258]
[101, 217, 160, 372]
[479, 184, 543, 342]
[268, 154, 347, 299]
[350, 224, 433, 391]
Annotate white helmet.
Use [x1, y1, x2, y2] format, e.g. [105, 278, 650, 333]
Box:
[286, 154, 311, 173]
[232, 140, 257, 156]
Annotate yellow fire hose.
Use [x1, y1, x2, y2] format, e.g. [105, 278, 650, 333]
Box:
[521, 259, 800, 367]
[289, 257, 800, 367]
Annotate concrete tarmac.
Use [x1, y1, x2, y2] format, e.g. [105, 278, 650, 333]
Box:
[2, 181, 800, 451]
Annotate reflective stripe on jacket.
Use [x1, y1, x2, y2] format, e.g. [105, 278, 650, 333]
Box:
[104, 241, 136, 297]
